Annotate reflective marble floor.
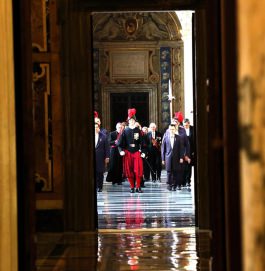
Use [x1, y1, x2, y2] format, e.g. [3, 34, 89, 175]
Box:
[36, 229, 211, 271]
[97, 170, 195, 229]
[36, 170, 212, 270]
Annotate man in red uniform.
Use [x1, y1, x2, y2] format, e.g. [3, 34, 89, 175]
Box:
[117, 108, 146, 193]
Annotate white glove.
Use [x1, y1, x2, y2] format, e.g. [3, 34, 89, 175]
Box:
[140, 153, 146, 158]
[120, 151, 125, 156]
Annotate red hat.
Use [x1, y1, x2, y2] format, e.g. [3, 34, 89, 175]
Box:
[127, 108, 137, 120]
[94, 111, 99, 118]
[174, 111, 184, 123]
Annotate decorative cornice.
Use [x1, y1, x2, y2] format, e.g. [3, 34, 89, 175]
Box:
[93, 12, 182, 42]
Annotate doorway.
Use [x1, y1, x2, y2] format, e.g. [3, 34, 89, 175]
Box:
[110, 92, 149, 129]
[94, 11, 196, 231]
[15, 1, 240, 270]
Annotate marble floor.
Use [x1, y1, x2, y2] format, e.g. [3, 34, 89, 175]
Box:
[36, 229, 211, 271]
[97, 170, 195, 229]
[36, 171, 212, 271]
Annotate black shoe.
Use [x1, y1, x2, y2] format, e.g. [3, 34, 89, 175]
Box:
[118, 182, 122, 185]
[135, 188, 143, 193]
[130, 188, 135, 193]
[98, 188, 102, 192]
[177, 186, 181, 190]
[152, 179, 156, 183]
[172, 187, 176, 191]
[167, 186, 172, 191]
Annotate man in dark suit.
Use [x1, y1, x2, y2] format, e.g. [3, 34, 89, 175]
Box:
[141, 126, 149, 187]
[183, 118, 194, 188]
[161, 124, 185, 191]
[95, 122, 110, 192]
[146, 123, 162, 182]
[106, 122, 124, 185]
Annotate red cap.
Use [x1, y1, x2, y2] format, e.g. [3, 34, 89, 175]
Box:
[174, 111, 184, 123]
[127, 108, 137, 120]
[94, 111, 99, 118]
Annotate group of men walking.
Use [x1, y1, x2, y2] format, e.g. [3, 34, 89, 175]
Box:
[94, 108, 195, 193]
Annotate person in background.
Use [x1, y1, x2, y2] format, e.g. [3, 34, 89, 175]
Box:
[95, 122, 109, 192]
[142, 126, 148, 134]
[162, 112, 188, 186]
[183, 118, 194, 189]
[106, 122, 124, 185]
[141, 126, 149, 187]
[146, 122, 162, 182]
[163, 111, 186, 137]
[161, 124, 185, 191]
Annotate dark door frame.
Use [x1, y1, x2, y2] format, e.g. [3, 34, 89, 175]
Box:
[110, 92, 150, 129]
[15, 0, 241, 271]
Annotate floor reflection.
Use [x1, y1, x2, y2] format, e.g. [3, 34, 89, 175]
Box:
[36, 171, 208, 270]
[124, 197, 144, 228]
[36, 229, 211, 271]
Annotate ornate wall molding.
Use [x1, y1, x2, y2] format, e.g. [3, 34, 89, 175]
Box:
[93, 48, 100, 111]
[99, 48, 159, 84]
[160, 47, 171, 130]
[31, 0, 63, 200]
[31, 0, 49, 52]
[93, 11, 184, 131]
[32, 63, 53, 192]
[172, 44, 184, 114]
[93, 12, 182, 42]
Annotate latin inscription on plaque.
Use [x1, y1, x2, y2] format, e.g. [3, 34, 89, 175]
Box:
[110, 51, 149, 81]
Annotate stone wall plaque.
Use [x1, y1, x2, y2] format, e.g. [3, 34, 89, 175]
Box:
[109, 50, 149, 82]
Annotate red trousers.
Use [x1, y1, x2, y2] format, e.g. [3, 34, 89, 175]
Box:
[123, 150, 143, 188]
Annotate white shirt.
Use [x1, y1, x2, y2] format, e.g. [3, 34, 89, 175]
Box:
[185, 128, 190, 136]
[170, 135, 175, 149]
[152, 132, 155, 139]
[95, 133, 99, 147]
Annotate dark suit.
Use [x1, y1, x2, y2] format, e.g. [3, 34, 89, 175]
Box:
[146, 131, 162, 181]
[100, 127, 108, 136]
[95, 131, 110, 190]
[106, 131, 123, 184]
[161, 133, 185, 188]
[183, 125, 195, 186]
[164, 126, 190, 186]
